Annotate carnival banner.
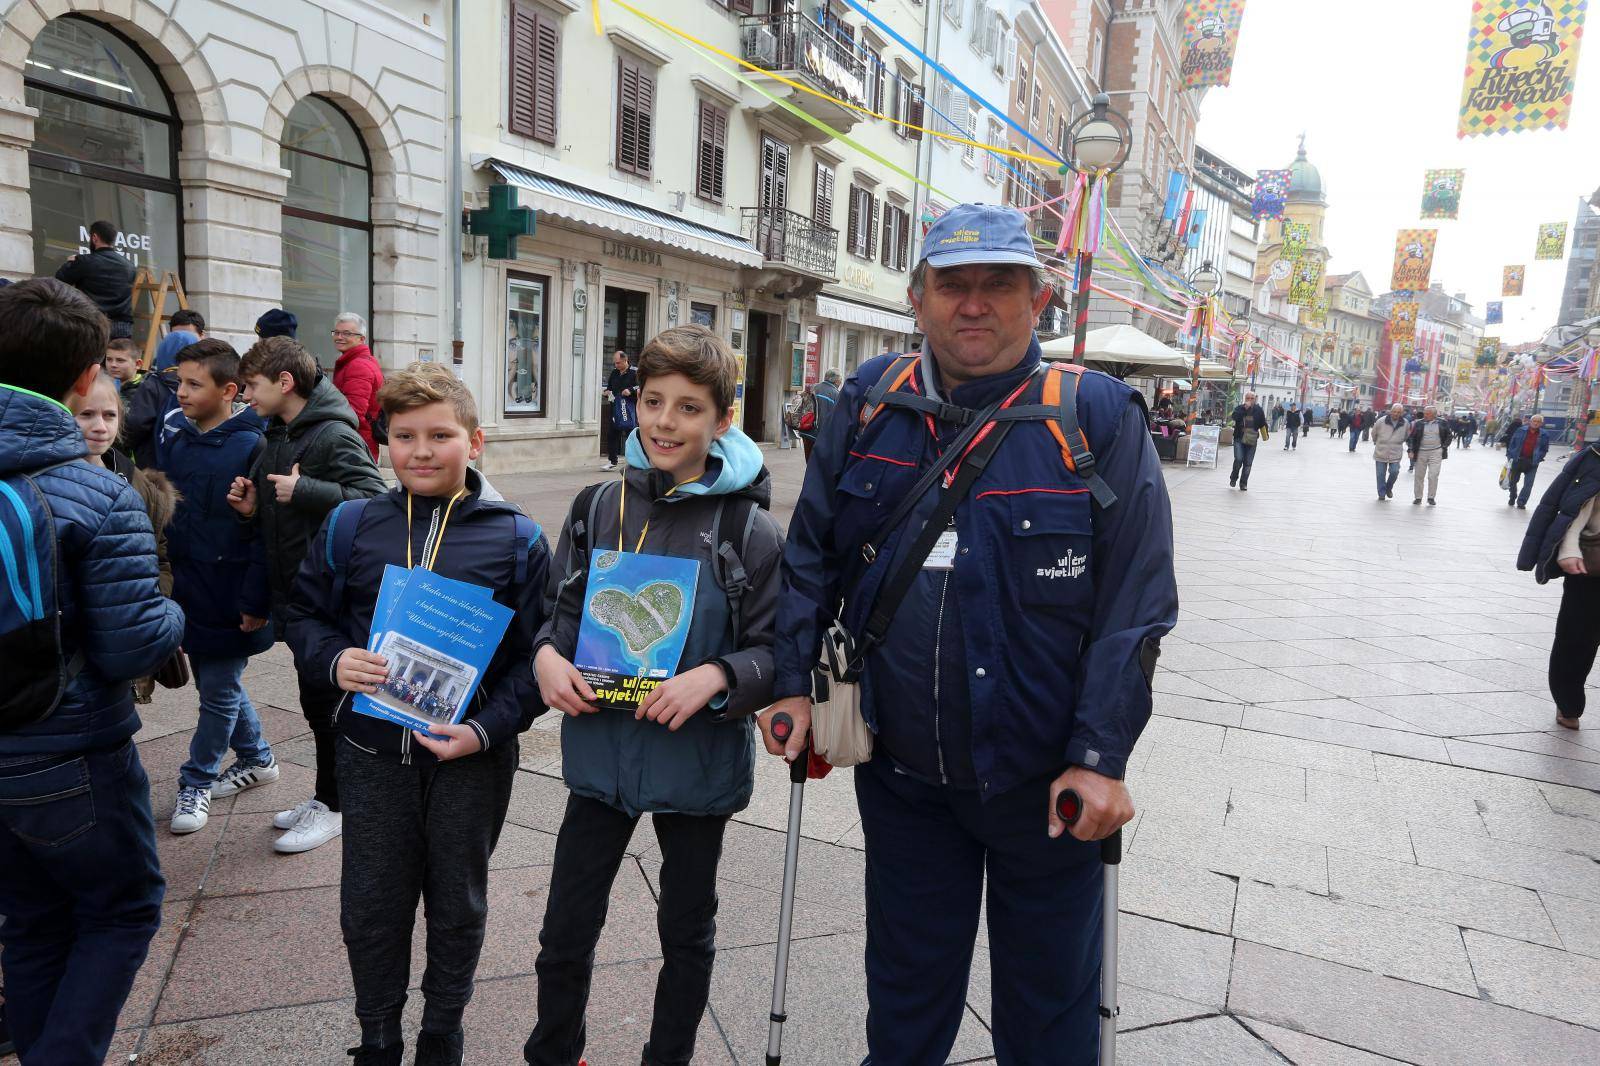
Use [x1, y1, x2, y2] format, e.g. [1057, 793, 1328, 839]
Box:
[1281, 221, 1310, 261]
[1390, 229, 1438, 292]
[1391, 301, 1420, 343]
[1487, 300, 1505, 324]
[1503, 264, 1526, 295]
[1459, 0, 1588, 137]
[1420, 169, 1466, 219]
[1288, 255, 1324, 307]
[1180, 0, 1249, 89]
[1536, 221, 1569, 259]
[1252, 169, 1291, 221]
[1478, 337, 1502, 365]
[1309, 296, 1329, 328]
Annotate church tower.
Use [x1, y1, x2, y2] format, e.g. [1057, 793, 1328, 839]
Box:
[1254, 136, 1332, 308]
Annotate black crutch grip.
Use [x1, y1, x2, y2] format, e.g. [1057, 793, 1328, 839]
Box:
[771, 712, 808, 784]
[1056, 789, 1125, 865]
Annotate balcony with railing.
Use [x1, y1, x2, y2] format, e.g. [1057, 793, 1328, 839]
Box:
[740, 206, 838, 297]
[739, 13, 868, 132]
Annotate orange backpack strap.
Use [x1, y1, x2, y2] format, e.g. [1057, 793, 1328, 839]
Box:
[859, 354, 926, 430]
[1043, 363, 1118, 508]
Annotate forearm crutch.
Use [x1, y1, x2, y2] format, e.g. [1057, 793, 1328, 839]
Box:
[1057, 789, 1124, 1066]
[765, 712, 807, 1066]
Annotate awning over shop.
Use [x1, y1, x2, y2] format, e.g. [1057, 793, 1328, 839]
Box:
[483, 159, 763, 268]
[815, 293, 918, 335]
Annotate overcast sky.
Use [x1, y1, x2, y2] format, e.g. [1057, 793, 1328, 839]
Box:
[1194, 0, 1600, 344]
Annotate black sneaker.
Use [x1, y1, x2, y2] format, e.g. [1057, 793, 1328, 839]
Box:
[414, 1030, 464, 1066]
[1427, 498, 1436, 506]
[1413, 498, 1422, 505]
[347, 1045, 403, 1066]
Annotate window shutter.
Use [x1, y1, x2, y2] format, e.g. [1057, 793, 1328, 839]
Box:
[897, 206, 910, 270]
[907, 89, 924, 141]
[868, 195, 880, 260]
[616, 60, 637, 172]
[731, 0, 754, 12]
[508, 3, 538, 139]
[532, 12, 560, 144]
[635, 64, 654, 175]
[697, 102, 726, 202]
[814, 164, 834, 227]
[846, 185, 861, 256]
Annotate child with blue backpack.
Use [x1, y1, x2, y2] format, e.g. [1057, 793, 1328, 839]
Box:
[0, 278, 184, 1064]
[159, 338, 278, 834]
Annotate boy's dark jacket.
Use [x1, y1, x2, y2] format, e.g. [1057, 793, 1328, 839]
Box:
[537, 428, 783, 818]
[0, 384, 184, 754]
[1519, 444, 1600, 583]
[286, 469, 551, 764]
[158, 404, 273, 658]
[247, 375, 386, 617]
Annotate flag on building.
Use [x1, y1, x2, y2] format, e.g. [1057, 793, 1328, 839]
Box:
[1288, 254, 1324, 307]
[1391, 301, 1420, 343]
[1163, 171, 1188, 222]
[1179, 0, 1250, 88]
[1487, 300, 1504, 324]
[1536, 221, 1568, 259]
[1419, 169, 1466, 219]
[1503, 264, 1526, 295]
[1390, 229, 1438, 292]
[1458, 0, 1588, 137]
[1186, 209, 1208, 249]
[1281, 221, 1310, 261]
[1252, 169, 1291, 220]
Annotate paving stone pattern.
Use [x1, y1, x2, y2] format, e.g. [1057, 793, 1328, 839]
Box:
[95, 434, 1600, 1063]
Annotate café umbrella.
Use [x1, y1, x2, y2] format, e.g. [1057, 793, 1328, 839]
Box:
[1040, 324, 1193, 380]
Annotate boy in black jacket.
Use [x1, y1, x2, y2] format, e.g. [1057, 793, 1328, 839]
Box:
[229, 336, 386, 854]
[287, 364, 551, 1066]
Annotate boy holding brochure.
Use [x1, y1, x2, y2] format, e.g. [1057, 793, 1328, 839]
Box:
[525, 325, 784, 1066]
[286, 364, 551, 1066]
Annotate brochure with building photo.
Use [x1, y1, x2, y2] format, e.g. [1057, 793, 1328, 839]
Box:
[574, 550, 701, 710]
[354, 567, 513, 736]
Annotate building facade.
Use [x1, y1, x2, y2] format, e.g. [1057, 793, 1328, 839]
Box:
[1190, 144, 1257, 322]
[924, 0, 1020, 222]
[1557, 194, 1600, 327]
[1323, 271, 1383, 405]
[0, 0, 447, 364]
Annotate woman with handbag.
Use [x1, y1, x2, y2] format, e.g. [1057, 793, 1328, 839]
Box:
[1518, 443, 1600, 729]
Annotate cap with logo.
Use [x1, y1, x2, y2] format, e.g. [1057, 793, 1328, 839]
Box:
[254, 308, 298, 339]
[919, 203, 1041, 270]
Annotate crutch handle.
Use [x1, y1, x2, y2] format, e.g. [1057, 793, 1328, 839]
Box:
[771, 712, 808, 784]
[1057, 788, 1126, 865]
[771, 712, 794, 743]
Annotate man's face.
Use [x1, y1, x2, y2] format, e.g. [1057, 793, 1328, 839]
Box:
[909, 263, 1051, 385]
[1244, 394, 1257, 406]
[1424, 408, 1437, 421]
[1531, 416, 1545, 429]
[1390, 404, 1404, 419]
[332, 324, 362, 353]
[613, 352, 628, 372]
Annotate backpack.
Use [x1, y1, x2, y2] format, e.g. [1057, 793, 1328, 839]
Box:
[0, 463, 84, 731]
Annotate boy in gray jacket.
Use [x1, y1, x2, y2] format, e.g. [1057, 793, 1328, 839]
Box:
[525, 325, 783, 1066]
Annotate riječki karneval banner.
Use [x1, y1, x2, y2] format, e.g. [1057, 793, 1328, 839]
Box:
[1390, 230, 1438, 292]
[1459, 1, 1588, 137]
[1503, 264, 1526, 295]
[1180, 1, 1249, 89]
[1420, 169, 1466, 219]
[1536, 222, 1569, 259]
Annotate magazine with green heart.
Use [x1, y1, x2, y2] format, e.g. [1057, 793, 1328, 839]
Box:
[574, 549, 701, 709]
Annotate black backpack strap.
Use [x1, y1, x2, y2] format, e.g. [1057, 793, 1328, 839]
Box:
[710, 496, 760, 646]
[1051, 367, 1119, 509]
[511, 513, 540, 585]
[324, 497, 371, 610]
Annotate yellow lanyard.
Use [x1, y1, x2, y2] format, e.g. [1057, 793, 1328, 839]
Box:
[406, 489, 466, 570]
[618, 482, 651, 553]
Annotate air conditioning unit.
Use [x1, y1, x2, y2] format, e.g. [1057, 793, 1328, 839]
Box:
[745, 25, 778, 66]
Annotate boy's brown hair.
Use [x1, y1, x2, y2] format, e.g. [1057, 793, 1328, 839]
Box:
[106, 338, 140, 356]
[240, 336, 319, 397]
[636, 325, 738, 414]
[377, 362, 479, 434]
[175, 337, 242, 389]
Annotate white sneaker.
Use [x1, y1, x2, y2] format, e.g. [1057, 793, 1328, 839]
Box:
[211, 756, 280, 798]
[170, 786, 211, 834]
[273, 796, 319, 830]
[274, 804, 342, 854]
[601, 460, 616, 470]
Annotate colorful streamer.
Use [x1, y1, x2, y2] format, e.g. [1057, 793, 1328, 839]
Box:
[1459, 0, 1588, 138]
[1179, 0, 1249, 89]
[1503, 264, 1526, 295]
[1419, 169, 1465, 219]
[1536, 221, 1569, 260]
[1390, 229, 1438, 292]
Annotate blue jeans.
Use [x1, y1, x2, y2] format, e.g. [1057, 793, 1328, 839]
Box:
[1349, 426, 1361, 451]
[1376, 461, 1400, 497]
[1230, 440, 1257, 486]
[0, 741, 165, 1063]
[1508, 460, 1540, 506]
[854, 758, 1103, 1066]
[180, 654, 272, 789]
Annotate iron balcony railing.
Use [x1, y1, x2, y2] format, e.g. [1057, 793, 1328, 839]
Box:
[742, 206, 839, 278]
[739, 13, 868, 109]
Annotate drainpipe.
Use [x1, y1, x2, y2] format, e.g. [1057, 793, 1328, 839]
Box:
[449, 0, 464, 367]
[911, 0, 941, 279]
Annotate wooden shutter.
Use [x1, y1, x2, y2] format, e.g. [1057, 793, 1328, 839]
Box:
[730, 0, 755, 12]
[510, 4, 559, 144]
[896, 206, 910, 270]
[868, 195, 880, 260]
[616, 56, 654, 175]
[846, 185, 861, 257]
[907, 89, 924, 141]
[760, 135, 790, 213]
[814, 163, 834, 227]
[532, 13, 559, 143]
[695, 102, 727, 202]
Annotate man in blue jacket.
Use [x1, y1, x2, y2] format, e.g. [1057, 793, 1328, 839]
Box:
[1506, 414, 1552, 510]
[0, 279, 185, 1064]
[762, 204, 1178, 1065]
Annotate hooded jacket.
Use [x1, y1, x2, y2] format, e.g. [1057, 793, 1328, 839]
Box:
[286, 469, 551, 764]
[124, 332, 201, 468]
[0, 384, 184, 755]
[1519, 445, 1600, 583]
[1371, 413, 1409, 462]
[54, 247, 136, 324]
[537, 426, 783, 817]
[158, 404, 273, 658]
[333, 343, 384, 460]
[247, 375, 387, 617]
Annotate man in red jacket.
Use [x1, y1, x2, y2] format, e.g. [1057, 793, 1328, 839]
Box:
[331, 312, 383, 459]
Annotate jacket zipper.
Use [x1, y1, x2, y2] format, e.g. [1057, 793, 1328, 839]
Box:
[931, 525, 952, 786]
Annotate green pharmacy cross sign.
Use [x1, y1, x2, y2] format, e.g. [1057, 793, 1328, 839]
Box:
[467, 184, 534, 259]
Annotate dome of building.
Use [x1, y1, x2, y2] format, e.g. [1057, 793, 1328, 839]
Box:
[1287, 135, 1325, 205]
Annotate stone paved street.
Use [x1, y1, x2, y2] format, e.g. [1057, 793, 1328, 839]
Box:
[103, 431, 1600, 1065]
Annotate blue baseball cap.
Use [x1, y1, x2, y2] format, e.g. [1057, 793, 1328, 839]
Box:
[920, 203, 1040, 270]
[254, 308, 298, 339]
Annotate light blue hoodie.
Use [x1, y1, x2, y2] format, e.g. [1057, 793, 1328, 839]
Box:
[623, 424, 766, 497]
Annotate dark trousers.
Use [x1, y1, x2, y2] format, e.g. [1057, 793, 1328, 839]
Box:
[1508, 459, 1540, 507]
[337, 736, 518, 1050]
[1230, 440, 1257, 486]
[525, 794, 730, 1066]
[606, 419, 627, 464]
[854, 758, 1103, 1066]
[300, 672, 343, 811]
[1550, 574, 1600, 720]
[1284, 426, 1299, 448]
[0, 741, 164, 1065]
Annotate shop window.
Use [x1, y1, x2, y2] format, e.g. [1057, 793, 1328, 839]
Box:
[26, 17, 181, 280]
[281, 96, 371, 366]
[690, 302, 717, 328]
[505, 273, 548, 416]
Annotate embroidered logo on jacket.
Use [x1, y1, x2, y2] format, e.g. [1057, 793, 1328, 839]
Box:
[1037, 552, 1087, 580]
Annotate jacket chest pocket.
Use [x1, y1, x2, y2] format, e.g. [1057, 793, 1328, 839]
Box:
[834, 453, 920, 556]
[1003, 491, 1095, 608]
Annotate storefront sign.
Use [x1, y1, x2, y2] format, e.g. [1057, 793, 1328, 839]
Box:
[602, 240, 663, 266]
[805, 330, 822, 386]
[841, 263, 877, 291]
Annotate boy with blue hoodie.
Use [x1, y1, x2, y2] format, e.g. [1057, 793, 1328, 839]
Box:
[0, 279, 184, 1064]
[158, 338, 278, 834]
[524, 325, 783, 1066]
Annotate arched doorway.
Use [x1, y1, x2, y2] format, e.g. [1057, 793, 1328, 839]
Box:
[281, 95, 372, 367]
[25, 16, 182, 279]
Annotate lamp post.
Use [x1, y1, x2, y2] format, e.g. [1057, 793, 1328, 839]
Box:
[1186, 259, 1223, 422]
[1065, 93, 1132, 365]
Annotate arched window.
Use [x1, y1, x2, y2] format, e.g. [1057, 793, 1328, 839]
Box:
[26, 16, 181, 278]
[281, 96, 371, 366]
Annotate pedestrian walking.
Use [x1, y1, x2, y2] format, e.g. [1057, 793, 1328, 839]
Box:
[1506, 415, 1552, 510]
[1408, 405, 1453, 505]
[789, 368, 841, 462]
[1270, 401, 1284, 431]
[767, 204, 1177, 1066]
[1517, 442, 1600, 730]
[1347, 407, 1366, 452]
[1283, 403, 1303, 449]
[52, 219, 136, 338]
[601, 349, 637, 470]
[1229, 390, 1268, 490]
[1371, 403, 1408, 501]
[331, 312, 384, 460]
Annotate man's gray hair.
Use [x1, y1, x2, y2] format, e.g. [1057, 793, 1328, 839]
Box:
[334, 311, 367, 335]
[909, 260, 1053, 299]
[824, 369, 842, 384]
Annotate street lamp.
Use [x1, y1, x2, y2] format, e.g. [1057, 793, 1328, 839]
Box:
[1187, 260, 1224, 421]
[1065, 93, 1132, 365]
